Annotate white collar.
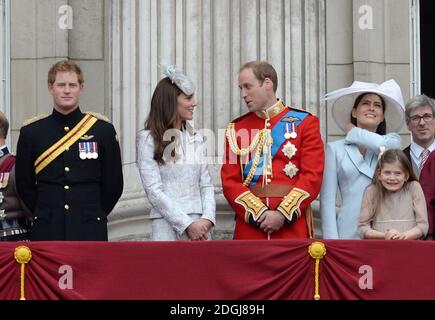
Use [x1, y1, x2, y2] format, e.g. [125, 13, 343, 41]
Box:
[410, 140, 435, 157]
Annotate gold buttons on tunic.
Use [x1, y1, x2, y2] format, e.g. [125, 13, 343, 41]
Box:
[64, 127, 70, 132]
[65, 167, 70, 172]
[64, 205, 70, 210]
[64, 185, 70, 190]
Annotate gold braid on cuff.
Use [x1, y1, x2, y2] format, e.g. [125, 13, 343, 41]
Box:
[277, 187, 310, 221]
[235, 191, 268, 223]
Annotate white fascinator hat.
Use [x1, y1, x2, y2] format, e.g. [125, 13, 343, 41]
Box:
[323, 79, 405, 133]
[161, 63, 195, 96]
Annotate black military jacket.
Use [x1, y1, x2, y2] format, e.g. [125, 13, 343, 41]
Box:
[15, 107, 123, 241]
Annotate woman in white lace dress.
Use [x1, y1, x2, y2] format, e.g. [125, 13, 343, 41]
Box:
[137, 65, 216, 240]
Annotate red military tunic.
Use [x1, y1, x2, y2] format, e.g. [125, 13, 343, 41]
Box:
[221, 101, 324, 239]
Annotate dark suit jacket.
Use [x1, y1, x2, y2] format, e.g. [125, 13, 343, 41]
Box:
[420, 150, 435, 238]
[403, 145, 412, 163]
[403, 145, 421, 178]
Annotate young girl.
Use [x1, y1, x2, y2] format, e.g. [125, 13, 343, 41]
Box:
[358, 149, 428, 240]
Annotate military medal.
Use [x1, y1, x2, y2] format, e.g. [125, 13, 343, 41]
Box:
[91, 142, 99, 159]
[284, 123, 291, 139]
[79, 143, 87, 160]
[289, 123, 297, 139]
[86, 143, 93, 159]
[79, 142, 99, 159]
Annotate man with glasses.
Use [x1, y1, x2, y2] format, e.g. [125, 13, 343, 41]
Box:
[403, 94, 435, 178]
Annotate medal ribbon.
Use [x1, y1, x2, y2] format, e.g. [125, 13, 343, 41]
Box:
[34, 114, 98, 175]
[243, 110, 309, 187]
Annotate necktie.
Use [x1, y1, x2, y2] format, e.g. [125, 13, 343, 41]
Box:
[419, 149, 430, 171]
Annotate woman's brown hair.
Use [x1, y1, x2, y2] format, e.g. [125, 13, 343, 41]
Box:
[145, 77, 183, 165]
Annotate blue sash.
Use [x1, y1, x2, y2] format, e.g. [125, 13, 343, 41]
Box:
[243, 110, 309, 187]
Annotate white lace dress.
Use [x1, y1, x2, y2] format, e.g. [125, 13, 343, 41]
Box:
[136, 126, 216, 240]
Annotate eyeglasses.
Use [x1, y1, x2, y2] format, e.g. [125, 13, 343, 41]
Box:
[409, 113, 434, 124]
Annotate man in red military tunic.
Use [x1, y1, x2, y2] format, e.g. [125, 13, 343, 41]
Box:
[221, 60, 324, 239]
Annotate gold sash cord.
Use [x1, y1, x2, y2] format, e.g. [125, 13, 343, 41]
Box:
[34, 114, 98, 175]
[308, 242, 327, 300]
[14, 246, 32, 300]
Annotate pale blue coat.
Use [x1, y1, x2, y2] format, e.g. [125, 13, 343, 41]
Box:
[320, 128, 402, 239]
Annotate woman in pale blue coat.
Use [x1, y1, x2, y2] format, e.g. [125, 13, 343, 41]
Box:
[320, 80, 405, 239]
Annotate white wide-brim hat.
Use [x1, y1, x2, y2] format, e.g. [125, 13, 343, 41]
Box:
[323, 79, 405, 133]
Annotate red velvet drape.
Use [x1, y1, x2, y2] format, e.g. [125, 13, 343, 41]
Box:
[1, 240, 434, 300]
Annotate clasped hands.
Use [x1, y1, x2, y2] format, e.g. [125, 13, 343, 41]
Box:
[257, 210, 285, 234]
[186, 218, 213, 241]
[385, 228, 408, 240]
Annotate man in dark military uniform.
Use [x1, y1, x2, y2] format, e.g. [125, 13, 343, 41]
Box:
[15, 60, 123, 241]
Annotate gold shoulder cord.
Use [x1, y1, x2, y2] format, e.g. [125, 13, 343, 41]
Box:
[226, 123, 266, 186]
[242, 133, 265, 186]
[226, 123, 263, 156]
